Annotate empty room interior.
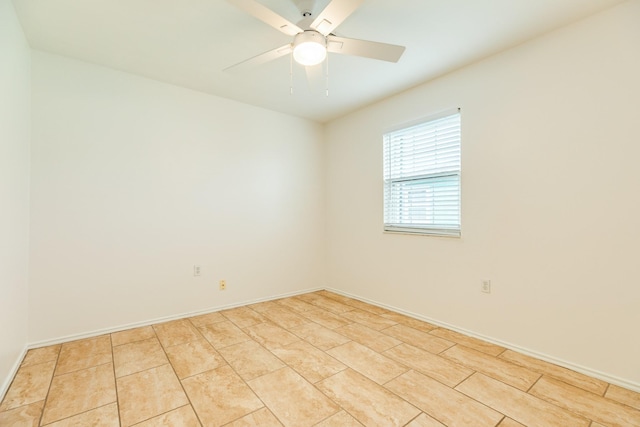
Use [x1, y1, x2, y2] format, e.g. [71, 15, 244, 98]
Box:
[2, 0, 640, 425]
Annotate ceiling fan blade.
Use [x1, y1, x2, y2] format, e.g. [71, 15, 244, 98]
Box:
[327, 35, 406, 62]
[310, 0, 364, 36]
[224, 44, 292, 73]
[227, 0, 302, 36]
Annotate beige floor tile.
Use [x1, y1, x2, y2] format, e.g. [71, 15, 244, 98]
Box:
[406, 413, 446, 427]
[383, 343, 472, 387]
[529, 376, 640, 427]
[382, 324, 454, 354]
[380, 312, 437, 333]
[259, 306, 310, 329]
[590, 423, 607, 427]
[22, 345, 60, 367]
[340, 309, 397, 331]
[165, 339, 226, 379]
[113, 338, 168, 378]
[499, 349, 608, 395]
[55, 353, 112, 377]
[605, 384, 640, 410]
[220, 306, 266, 328]
[116, 364, 188, 426]
[316, 369, 420, 427]
[456, 373, 589, 427]
[188, 311, 226, 328]
[429, 328, 505, 356]
[58, 335, 111, 359]
[42, 363, 116, 425]
[199, 321, 251, 349]
[111, 326, 156, 347]
[388, 370, 503, 427]
[315, 290, 352, 303]
[182, 365, 263, 427]
[56, 336, 112, 376]
[217, 340, 284, 381]
[0, 361, 56, 411]
[306, 296, 354, 314]
[243, 322, 299, 350]
[247, 301, 279, 313]
[153, 319, 202, 348]
[327, 341, 407, 384]
[289, 322, 351, 350]
[442, 345, 540, 391]
[293, 292, 325, 304]
[335, 323, 402, 352]
[350, 303, 389, 316]
[274, 297, 318, 313]
[299, 309, 353, 330]
[0, 400, 43, 426]
[337, 298, 388, 315]
[248, 367, 340, 427]
[314, 410, 363, 426]
[134, 404, 201, 427]
[225, 407, 283, 426]
[271, 340, 346, 383]
[46, 402, 119, 427]
[497, 418, 525, 427]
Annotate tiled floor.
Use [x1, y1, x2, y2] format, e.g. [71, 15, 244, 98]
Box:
[1, 290, 639, 426]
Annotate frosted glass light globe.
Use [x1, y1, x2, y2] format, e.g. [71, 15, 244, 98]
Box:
[293, 31, 327, 66]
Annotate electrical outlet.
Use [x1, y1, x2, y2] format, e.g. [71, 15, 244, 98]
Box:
[219, 280, 226, 290]
[481, 280, 491, 294]
[194, 265, 201, 277]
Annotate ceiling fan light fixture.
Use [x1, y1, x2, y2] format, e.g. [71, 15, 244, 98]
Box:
[292, 31, 327, 66]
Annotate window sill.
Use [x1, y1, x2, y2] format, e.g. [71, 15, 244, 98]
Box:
[383, 227, 461, 238]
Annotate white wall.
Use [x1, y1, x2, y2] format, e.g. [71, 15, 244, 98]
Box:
[29, 52, 325, 342]
[325, 1, 640, 387]
[0, 0, 31, 396]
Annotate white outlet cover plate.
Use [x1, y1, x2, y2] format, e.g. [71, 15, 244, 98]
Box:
[482, 280, 491, 293]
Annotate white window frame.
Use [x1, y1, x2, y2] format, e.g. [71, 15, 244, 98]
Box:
[383, 109, 461, 237]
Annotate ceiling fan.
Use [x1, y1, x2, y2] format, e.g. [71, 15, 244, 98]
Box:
[224, 0, 406, 72]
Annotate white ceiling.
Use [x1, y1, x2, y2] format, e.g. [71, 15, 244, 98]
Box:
[13, 0, 625, 123]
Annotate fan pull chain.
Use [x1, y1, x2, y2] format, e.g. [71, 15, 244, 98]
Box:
[290, 52, 294, 95]
[325, 53, 329, 97]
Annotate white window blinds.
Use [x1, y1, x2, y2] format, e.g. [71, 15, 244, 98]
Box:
[383, 111, 461, 237]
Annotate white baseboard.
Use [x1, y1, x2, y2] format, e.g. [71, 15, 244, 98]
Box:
[28, 287, 322, 349]
[0, 345, 28, 402]
[325, 287, 640, 393]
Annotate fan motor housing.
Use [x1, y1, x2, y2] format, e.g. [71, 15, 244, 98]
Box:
[294, 31, 326, 48]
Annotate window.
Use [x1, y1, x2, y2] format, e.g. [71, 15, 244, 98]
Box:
[383, 110, 461, 237]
